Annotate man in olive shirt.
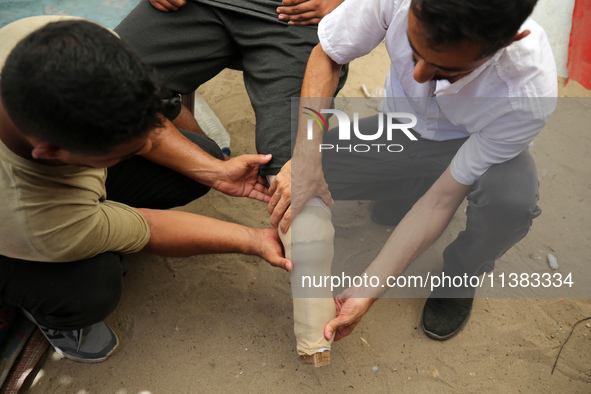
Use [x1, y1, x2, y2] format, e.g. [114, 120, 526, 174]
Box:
[0, 16, 290, 363]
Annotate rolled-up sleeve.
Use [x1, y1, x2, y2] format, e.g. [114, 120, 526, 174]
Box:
[318, 0, 396, 65]
[450, 103, 554, 185]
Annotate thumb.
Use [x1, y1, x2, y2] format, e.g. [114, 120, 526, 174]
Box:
[282, 258, 293, 272]
[320, 193, 334, 207]
[257, 154, 272, 164]
[270, 256, 292, 272]
[324, 316, 342, 341]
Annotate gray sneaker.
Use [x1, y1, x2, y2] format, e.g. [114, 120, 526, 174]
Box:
[23, 310, 118, 363]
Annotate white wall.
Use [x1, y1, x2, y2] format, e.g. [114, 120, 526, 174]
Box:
[531, 0, 575, 77]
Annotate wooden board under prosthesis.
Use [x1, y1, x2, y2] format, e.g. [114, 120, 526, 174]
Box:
[300, 350, 331, 367]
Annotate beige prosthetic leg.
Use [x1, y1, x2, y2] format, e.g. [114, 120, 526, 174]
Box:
[278, 197, 336, 367]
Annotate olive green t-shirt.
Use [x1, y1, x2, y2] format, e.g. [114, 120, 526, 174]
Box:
[0, 16, 150, 262]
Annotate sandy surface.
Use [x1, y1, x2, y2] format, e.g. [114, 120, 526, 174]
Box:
[23, 42, 591, 393]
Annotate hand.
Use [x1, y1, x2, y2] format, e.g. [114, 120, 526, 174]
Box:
[213, 154, 272, 202]
[150, 0, 187, 12]
[276, 0, 344, 25]
[324, 290, 376, 341]
[268, 159, 333, 233]
[254, 228, 292, 271]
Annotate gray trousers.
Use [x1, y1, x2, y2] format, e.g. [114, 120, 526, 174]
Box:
[320, 114, 542, 278]
[115, 0, 348, 175]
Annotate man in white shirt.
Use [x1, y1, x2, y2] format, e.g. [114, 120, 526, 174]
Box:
[267, 0, 557, 341]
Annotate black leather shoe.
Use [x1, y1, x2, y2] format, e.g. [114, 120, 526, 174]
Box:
[421, 285, 476, 341]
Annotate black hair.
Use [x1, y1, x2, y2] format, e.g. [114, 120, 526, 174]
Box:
[410, 0, 539, 58]
[0, 20, 163, 154]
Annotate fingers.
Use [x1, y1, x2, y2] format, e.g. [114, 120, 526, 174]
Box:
[254, 175, 271, 194]
[278, 12, 322, 25]
[277, 0, 341, 24]
[267, 164, 292, 229]
[246, 176, 271, 202]
[277, 0, 316, 16]
[247, 189, 271, 203]
[324, 296, 373, 341]
[284, 17, 322, 26]
[150, 0, 186, 12]
[324, 315, 357, 341]
[232, 153, 271, 168]
[278, 206, 292, 234]
[269, 195, 291, 230]
[258, 229, 292, 271]
[280, 0, 309, 5]
[150, 2, 170, 12]
[277, 6, 319, 24]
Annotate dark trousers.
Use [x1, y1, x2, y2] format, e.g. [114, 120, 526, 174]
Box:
[115, 0, 348, 175]
[0, 131, 223, 330]
[320, 114, 541, 280]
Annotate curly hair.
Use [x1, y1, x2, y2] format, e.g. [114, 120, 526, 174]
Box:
[0, 20, 163, 154]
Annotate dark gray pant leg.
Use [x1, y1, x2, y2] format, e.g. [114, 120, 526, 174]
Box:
[0, 253, 128, 330]
[443, 150, 541, 277]
[227, 20, 348, 175]
[115, 1, 240, 95]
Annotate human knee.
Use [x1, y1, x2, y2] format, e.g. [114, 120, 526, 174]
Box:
[471, 166, 540, 226]
[44, 254, 125, 329]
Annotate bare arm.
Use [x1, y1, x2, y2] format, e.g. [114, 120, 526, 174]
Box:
[142, 118, 272, 202]
[324, 166, 471, 340]
[268, 44, 343, 231]
[136, 208, 292, 271]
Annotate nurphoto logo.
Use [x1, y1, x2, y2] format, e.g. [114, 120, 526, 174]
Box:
[303, 107, 418, 153]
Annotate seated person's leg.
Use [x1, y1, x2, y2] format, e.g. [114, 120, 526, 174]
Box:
[233, 18, 348, 176]
[115, 1, 240, 133]
[106, 130, 224, 209]
[233, 18, 347, 362]
[0, 253, 127, 362]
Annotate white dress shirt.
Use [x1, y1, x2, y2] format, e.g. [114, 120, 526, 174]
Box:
[318, 0, 557, 185]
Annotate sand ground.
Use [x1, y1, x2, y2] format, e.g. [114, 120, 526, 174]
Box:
[22, 42, 591, 393]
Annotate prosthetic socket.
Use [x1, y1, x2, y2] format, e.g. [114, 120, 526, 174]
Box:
[279, 200, 336, 356]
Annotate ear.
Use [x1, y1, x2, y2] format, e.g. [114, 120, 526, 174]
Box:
[508, 29, 531, 45]
[31, 140, 62, 160]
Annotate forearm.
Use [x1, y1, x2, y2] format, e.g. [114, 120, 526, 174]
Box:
[360, 168, 470, 298]
[141, 118, 222, 188]
[136, 208, 257, 257]
[294, 44, 343, 161]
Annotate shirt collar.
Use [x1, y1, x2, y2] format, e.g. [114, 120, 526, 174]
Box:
[434, 49, 504, 96]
